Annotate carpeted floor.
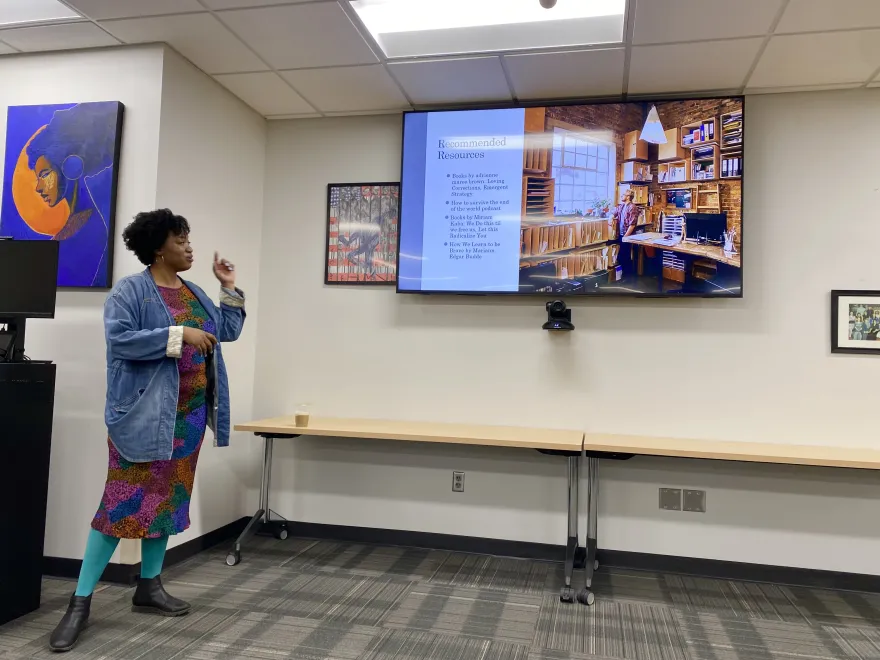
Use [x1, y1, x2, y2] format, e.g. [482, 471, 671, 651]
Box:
[2, 537, 880, 659]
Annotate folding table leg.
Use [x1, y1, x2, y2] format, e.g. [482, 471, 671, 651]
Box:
[577, 456, 599, 606]
[560, 453, 579, 603]
[226, 435, 289, 566]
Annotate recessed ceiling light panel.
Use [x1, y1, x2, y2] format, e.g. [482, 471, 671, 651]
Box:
[348, 0, 626, 59]
[0, 0, 81, 28]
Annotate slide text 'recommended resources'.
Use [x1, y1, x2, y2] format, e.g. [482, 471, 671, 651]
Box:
[417, 109, 526, 292]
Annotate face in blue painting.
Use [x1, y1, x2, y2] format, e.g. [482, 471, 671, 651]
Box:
[34, 155, 61, 207]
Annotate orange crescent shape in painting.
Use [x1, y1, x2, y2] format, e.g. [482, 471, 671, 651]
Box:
[11, 126, 70, 237]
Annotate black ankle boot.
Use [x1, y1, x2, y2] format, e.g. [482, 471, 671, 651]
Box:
[131, 576, 190, 616]
[49, 594, 91, 652]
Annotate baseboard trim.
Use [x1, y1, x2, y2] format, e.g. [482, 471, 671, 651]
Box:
[597, 549, 880, 593]
[43, 517, 250, 586]
[287, 522, 880, 593]
[287, 521, 577, 563]
[42, 557, 138, 585]
[44, 519, 880, 593]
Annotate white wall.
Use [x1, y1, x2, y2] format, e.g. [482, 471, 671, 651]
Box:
[154, 48, 266, 552]
[254, 90, 880, 575]
[0, 46, 165, 562]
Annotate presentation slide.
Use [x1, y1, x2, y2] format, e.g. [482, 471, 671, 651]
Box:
[400, 108, 525, 292]
[399, 100, 744, 297]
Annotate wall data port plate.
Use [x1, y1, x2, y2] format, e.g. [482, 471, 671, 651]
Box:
[659, 488, 682, 511]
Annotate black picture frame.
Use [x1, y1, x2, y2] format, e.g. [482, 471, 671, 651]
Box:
[325, 182, 399, 286]
[831, 290, 880, 354]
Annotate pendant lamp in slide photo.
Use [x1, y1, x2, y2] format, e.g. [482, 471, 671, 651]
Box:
[641, 105, 667, 144]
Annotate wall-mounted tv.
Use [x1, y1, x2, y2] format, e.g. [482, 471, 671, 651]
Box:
[398, 97, 743, 297]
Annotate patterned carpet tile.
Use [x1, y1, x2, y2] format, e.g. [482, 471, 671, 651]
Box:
[822, 624, 880, 659]
[190, 537, 321, 571]
[7, 606, 237, 660]
[8, 540, 880, 660]
[675, 612, 850, 660]
[786, 587, 880, 628]
[585, 570, 674, 607]
[663, 575, 811, 623]
[383, 585, 542, 646]
[534, 596, 690, 660]
[181, 612, 378, 660]
[297, 542, 449, 582]
[169, 571, 414, 627]
[362, 629, 530, 660]
[528, 650, 623, 660]
[0, 584, 132, 655]
[428, 554, 558, 596]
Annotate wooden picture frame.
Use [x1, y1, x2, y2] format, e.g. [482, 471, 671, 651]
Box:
[831, 290, 880, 354]
[325, 182, 399, 285]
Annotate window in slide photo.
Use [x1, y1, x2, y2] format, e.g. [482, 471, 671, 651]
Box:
[551, 128, 616, 216]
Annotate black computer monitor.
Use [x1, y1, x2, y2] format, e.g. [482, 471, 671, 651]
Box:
[0, 240, 60, 318]
[684, 212, 728, 244]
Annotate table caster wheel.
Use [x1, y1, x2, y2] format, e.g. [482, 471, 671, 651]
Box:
[594, 559, 600, 571]
[225, 551, 241, 567]
[577, 589, 595, 606]
[560, 586, 574, 603]
[275, 527, 289, 541]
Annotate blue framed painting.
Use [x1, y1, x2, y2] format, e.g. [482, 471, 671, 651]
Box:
[0, 101, 124, 288]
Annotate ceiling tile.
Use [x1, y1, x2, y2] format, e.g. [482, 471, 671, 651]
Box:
[214, 72, 315, 116]
[387, 57, 511, 105]
[629, 39, 762, 94]
[0, 22, 119, 52]
[219, 3, 377, 69]
[777, 0, 880, 33]
[633, 0, 783, 45]
[747, 83, 863, 94]
[102, 13, 267, 74]
[324, 109, 404, 116]
[748, 31, 880, 88]
[281, 65, 409, 113]
[266, 113, 323, 120]
[203, 0, 318, 8]
[504, 48, 625, 100]
[64, 0, 204, 20]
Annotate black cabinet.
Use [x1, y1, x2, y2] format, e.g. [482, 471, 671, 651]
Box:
[0, 362, 55, 626]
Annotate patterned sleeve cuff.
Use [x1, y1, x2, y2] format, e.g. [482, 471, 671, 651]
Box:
[220, 287, 245, 308]
[167, 326, 184, 358]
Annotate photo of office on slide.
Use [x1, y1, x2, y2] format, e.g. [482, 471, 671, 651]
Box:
[518, 98, 743, 296]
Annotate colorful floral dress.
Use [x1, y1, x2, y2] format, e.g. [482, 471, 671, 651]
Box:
[92, 285, 215, 539]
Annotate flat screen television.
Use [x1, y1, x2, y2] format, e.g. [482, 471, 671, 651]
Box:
[398, 97, 743, 297]
[0, 239, 59, 318]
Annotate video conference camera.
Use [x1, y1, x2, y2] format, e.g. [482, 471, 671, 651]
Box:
[543, 300, 574, 331]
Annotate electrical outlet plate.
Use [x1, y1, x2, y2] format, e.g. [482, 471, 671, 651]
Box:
[452, 471, 465, 493]
[659, 488, 682, 511]
[683, 489, 706, 513]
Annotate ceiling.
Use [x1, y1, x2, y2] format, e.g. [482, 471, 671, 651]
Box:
[1, 0, 880, 119]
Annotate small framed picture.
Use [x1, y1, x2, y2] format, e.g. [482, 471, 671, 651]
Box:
[325, 183, 399, 285]
[831, 290, 880, 354]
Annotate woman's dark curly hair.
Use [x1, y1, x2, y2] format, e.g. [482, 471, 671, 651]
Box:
[122, 209, 190, 266]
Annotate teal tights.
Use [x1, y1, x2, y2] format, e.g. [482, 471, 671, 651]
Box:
[74, 529, 169, 597]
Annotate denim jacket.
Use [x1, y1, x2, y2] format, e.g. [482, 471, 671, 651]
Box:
[103, 268, 245, 462]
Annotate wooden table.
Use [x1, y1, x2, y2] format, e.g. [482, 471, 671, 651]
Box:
[584, 433, 880, 470]
[623, 232, 741, 268]
[230, 417, 587, 602]
[578, 433, 880, 603]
